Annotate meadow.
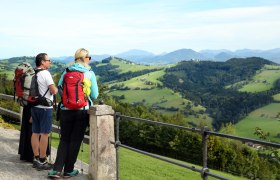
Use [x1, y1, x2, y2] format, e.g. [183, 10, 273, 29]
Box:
[97, 58, 163, 74]
[235, 103, 280, 143]
[239, 65, 280, 92]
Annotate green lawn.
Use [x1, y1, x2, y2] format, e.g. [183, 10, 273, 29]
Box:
[235, 103, 280, 143]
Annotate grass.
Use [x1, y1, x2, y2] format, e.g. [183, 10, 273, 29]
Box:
[108, 87, 205, 114]
[272, 93, 280, 101]
[111, 90, 212, 127]
[235, 103, 280, 143]
[108, 69, 165, 89]
[238, 65, 280, 92]
[106, 58, 162, 74]
[0, 117, 249, 180]
[49, 131, 245, 180]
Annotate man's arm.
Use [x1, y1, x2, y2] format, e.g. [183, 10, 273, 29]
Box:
[49, 84, 58, 95]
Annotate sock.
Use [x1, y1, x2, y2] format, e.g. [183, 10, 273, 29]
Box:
[34, 155, 39, 160]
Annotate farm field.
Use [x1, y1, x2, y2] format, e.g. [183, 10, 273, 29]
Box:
[97, 58, 163, 74]
[239, 65, 280, 92]
[108, 69, 164, 89]
[235, 103, 280, 143]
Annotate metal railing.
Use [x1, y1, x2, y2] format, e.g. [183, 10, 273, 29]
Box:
[114, 113, 280, 180]
[2, 93, 280, 179]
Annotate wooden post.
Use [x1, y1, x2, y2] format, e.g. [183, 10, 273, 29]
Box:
[88, 105, 116, 180]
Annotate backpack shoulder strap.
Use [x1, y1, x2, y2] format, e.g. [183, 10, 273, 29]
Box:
[34, 68, 49, 97]
[34, 68, 45, 74]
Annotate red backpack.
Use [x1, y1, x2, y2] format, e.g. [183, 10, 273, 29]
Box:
[14, 62, 46, 106]
[62, 68, 88, 109]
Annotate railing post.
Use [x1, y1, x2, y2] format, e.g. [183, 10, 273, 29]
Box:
[115, 112, 121, 180]
[88, 105, 116, 180]
[202, 126, 210, 180]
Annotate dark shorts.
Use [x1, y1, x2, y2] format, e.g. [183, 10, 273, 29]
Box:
[31, 107, 53, 133]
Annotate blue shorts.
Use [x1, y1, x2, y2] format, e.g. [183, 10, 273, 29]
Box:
[31, 107, 53, 133]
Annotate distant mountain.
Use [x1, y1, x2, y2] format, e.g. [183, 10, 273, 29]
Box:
[2, 48, 280, 65]
[114, 48, 280, 65]
[199, 49, 232, 59]
[121, 49, 207, 64]
[214, 52, 236, 61]
[115, 49, 155, 62]
[151, 49, 206, 64]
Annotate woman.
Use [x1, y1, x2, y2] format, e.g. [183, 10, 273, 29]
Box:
[48, 48, 99, 178]
[18, 105, 33, 162]
[18, 105, 50, 163]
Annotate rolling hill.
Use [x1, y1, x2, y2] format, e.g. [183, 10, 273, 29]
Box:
[2, 55, 280, 133]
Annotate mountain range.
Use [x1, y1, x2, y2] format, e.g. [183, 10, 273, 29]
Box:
[16, 48, 280, 65]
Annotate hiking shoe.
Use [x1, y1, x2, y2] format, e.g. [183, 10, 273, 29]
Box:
[36, 160, 53, 171]
[63, 169, 79, 178]
[32, 158, 39, 168]
[48, 170, 61, 179]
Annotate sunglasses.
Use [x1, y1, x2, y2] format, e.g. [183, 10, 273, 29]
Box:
[44, 59, 52, 62]
[86, 56, 91, 60]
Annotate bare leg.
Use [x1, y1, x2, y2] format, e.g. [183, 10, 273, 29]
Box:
[31, 133, 40, 156]
[39, 133, 49, 158]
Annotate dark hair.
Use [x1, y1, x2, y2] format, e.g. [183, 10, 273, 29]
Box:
[35, 53, 47, 66]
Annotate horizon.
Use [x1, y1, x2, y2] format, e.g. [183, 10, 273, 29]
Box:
[1, 47, 280, 59]
[1, 0, 280, 58]
[0, 48, 280, 60]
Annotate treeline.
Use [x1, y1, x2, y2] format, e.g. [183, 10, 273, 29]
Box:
[161, 57, 279, 129]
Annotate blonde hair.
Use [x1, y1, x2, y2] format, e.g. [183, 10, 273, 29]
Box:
[71, 48, 91, 69]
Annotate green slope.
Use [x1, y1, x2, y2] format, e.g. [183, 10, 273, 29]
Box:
[235, 103, 280, 143]
[238, 64, 280, 92]
[97, 58, 163, 74]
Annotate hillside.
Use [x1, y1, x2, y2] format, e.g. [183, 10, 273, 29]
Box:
[160, 57, 279, 129]
[2, 56, 280, 131]
[91, 57, 212, 127]
[1, 56, 280, 178]
[229, 64, 280, 143]
[235, 103, 280, 143]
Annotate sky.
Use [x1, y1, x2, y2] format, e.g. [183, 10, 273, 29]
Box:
[0, 0, 280, 58]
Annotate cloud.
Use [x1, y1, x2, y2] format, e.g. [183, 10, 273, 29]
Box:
[0, 1, 280, 58]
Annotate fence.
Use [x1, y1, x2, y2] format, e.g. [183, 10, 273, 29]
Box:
[1, 93, 280, 179]
[114, 113, 280, 180]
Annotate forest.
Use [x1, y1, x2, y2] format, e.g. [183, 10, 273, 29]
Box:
[161, 57, 279, 129]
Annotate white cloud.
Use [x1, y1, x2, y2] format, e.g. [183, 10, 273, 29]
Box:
[0, 1, 280, 58]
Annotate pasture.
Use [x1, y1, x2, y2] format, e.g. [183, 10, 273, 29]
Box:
[235, 103, 280, 143]
[98, 58, 163, 74]
[239, 65, 280, 92]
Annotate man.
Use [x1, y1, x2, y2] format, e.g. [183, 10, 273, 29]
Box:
[31, 53, 57, 170]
